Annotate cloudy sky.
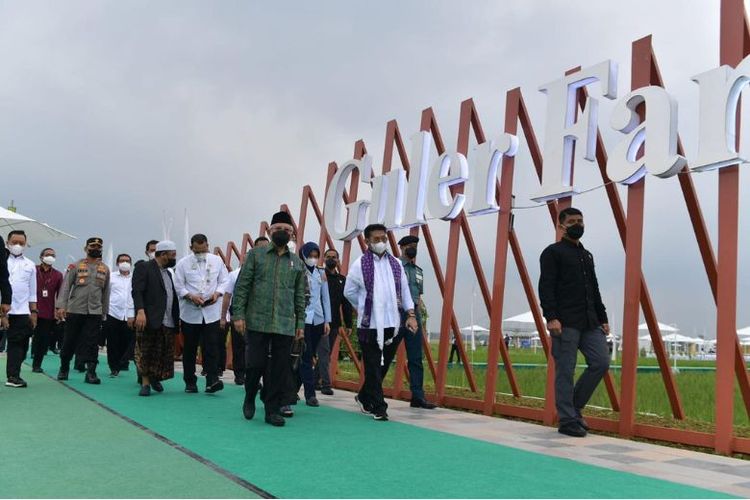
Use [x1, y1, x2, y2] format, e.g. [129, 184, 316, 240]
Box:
[0, 0, 747, 337]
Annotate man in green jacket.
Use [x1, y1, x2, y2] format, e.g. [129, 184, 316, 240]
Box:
[232, 211, 306, 427]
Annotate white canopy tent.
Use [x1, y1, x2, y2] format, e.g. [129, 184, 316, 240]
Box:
[638, 322, 680, 333]
[502, 311, 541, 338]
[460, 324, 489, 351]
[0, 206, 75, 247]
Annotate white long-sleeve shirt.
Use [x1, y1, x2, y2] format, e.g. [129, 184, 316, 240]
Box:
[224, 268, 240, 322]
[108, 271, 135, 321]
[174, 253, 229, 324]
[8, 254, 37, 315]
[344, 252, 414, 351]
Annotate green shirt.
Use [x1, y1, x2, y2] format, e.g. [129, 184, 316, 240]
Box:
[401, 258, 423, 304]
[231, 245, 306, 336]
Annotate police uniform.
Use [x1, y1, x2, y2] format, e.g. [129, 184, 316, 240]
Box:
[56, 237, 111, 384]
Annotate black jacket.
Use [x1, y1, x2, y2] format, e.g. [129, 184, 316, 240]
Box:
[538, 238, 608, 332]
[132, 260, 179, 331]
[0, 245, 10, 306]
[325, 269, 353, 329]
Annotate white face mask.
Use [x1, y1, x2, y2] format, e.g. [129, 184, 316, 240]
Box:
[118, 262, 132, 273]
[305, 257, 318, 267]
[148, 252, 156, 260]
[42, 256, 56, 266]
[287, 241, 296, 254]
[371, 242, 388, 255]
[8, 244, 24, 256]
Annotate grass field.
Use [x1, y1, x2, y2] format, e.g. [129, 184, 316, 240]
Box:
[336, 344, 750, 436]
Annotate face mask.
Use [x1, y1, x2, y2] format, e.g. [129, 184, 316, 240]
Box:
[194, 251, 207, 261]
[565, 223, 585, 240]
[148, 252, 156, 260]
[305, 257, 318, 267]
[325, 258, 336, 269]
[271, 231, 290, 248]
[166, 258, 177, 268]
[404, 247, 417, 259]
[118, 262, 132, 273]
[87, 249, 102, 259]
[42, 256, 56, 266]
[8, 244, 24, 256]
[371, 242, 388, 255]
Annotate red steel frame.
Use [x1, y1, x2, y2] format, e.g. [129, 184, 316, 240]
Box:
[216, 0, 750, 455]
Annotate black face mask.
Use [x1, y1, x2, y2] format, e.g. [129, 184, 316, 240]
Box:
[271, 230, 290, 248]
[166, 258, 177, 268]
[325, 258, 337, 270]
[566, 224, 585, 240]
[404, 247, 417, 259]
[87, 249, 102, 259]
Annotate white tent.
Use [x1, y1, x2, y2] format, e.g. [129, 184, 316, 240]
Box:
[737, 326, 750, 338]
[502, 311, 541, 337]
[0, 206, 75, 247]
[638, 322, 680, 333]
[460, 324, 488, 351]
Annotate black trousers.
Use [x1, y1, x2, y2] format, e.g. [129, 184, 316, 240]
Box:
[60, 313, 102, 371]
[6, 315, 31, 378]
[357, 328, 399, 415]
[449, 344, 461, 363]
[104, 316, 135, 372]
[229, 325, 246, 377]
[48, 321, 64, 351]
[182, 320, 221, 386]
[217, 325, 228, 375]
[244, 331, 293, 416]
[32, 317, 56, 369]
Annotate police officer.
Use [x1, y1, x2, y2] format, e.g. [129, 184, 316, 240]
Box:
[56, 237, 111, 384]
[381, 235, 437, 409]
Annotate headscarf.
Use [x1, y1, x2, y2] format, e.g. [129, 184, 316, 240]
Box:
[300, 242, 320, 271]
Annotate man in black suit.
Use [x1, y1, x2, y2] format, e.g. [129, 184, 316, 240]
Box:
[132, 240, 179, 397]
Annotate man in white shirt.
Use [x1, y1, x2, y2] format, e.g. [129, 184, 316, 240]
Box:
[105, 253, 135, 377]
[344, 224, 418, 421]
[174, 233, 229, 393]
[4, 230, 37, 388]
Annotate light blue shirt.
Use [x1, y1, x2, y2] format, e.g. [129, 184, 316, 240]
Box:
[305, 267, 331, 326]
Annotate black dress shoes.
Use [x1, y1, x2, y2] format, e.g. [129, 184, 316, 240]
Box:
[151, 381, 164, 393]
[139, 385, 151, 397]
[205, 380, 224, 393]
[243, 395, 256, 420]
[265, 414, 285, 427]
[558, 422, 587, 437]
[410, 399, 437, 409]
[185, 384, 198, 393]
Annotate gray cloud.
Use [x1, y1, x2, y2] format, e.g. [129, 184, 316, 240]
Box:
[0, 0, 745, 336]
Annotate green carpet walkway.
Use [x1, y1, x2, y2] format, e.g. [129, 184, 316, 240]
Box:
[3, 354, 729, 499]
[0, 357, 257, 499]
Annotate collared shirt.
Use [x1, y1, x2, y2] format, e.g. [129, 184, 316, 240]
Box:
[304, 267, 331, 326]
[231, 245, 306, 336]
[538, 238, 608, 332]
[401, 258, 424, 304]
[224, 268, 240, 322]
[173, 253, 229, 324]
[108, 271, 135, 321]
[325, 269, 353, 329]
[36, 265, 63, 320]
[56, 259, 111, 316]
[344, 252, 415, 332]
[8, 254, 37, 315]
[161, 267, 176, 328]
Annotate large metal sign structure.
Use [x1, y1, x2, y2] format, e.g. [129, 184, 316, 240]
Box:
[216, 0, 750, 455]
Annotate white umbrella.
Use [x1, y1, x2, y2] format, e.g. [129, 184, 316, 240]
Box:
[0, 207, 75, 247]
